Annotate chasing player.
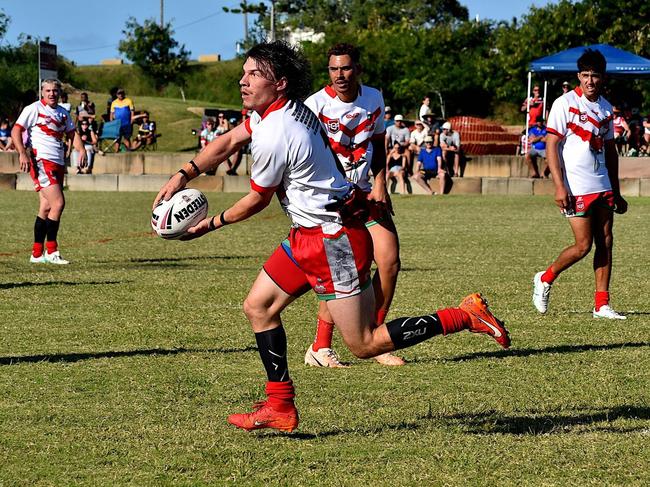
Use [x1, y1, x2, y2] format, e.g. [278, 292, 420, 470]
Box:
[153, 41, 511, 433]
[532, 48, 628, 319]
[12, 79, 86, 264]
[303, 43, 403, 367]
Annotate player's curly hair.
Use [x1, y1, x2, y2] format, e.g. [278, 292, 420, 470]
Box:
[246, 41, 312, 101]
[326, 43, 360, 64]
[577, 48, 606, 74]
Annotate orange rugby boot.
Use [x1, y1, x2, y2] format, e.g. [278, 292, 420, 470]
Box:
[227, 400, 299, 433]
[459, 293, 511, 349]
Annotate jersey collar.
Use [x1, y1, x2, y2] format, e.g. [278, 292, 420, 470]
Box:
[261, 97, 289, 119]
[324, 84, 363, 101]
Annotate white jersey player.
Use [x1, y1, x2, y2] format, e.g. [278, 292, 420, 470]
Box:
[12, 79, 86, 264]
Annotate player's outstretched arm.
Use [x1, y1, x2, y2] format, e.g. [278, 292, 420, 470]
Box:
[153, 123, 252, 208]
[181, 189, 274, 240]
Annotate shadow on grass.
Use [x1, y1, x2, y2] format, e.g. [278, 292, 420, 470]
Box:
[427, 404, 650, 435]
[274, 404, 650, 439]
[0, 280, 123, 290]
[436, 341, 650, 363]
[0, 346, 257, 366]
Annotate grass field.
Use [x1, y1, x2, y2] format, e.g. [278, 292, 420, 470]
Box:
[1, 191, 649, 486]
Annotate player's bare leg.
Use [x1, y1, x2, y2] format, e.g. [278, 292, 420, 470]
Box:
[412, 172, 434, 195]
[228, 270, 300, 432]
[590, 206, 624, 318]
[367, 219, 405, 365]
[31, 185, 68, 264]
[438, 172, 445, 195]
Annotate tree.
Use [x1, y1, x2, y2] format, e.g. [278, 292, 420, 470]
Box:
[118, 17, 190, 90]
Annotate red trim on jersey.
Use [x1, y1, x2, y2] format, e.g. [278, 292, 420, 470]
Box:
[244, 118, 252, 134]
[261, 97, 289, 120]
[319, 106, 381, 139]
[37, 111, 65, 128]
[40, 99, 47, 107]
[250, 179, 278, 194]
[546, 127, 564, 138]
[574, 87, 583, 97]
[329, 138, 371, 162]
[324, 85, 337, 98]
[36, 124, 64, 140]
[14, 123, 25, 131]
[567, 122, 593, 142]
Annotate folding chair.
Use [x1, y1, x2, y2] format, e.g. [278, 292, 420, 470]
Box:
[98, 119, 122, 153]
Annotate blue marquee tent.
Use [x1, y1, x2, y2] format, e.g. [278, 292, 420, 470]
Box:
[529, 43, 650, 76]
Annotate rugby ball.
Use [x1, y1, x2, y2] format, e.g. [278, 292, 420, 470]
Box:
[151, 188, 209, 239]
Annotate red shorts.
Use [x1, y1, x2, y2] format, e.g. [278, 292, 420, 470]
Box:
[563, 191, 614, 217]
[365, 194, 393, 229]
[30, 159, 65, 192]
[263, 221, 373, 301]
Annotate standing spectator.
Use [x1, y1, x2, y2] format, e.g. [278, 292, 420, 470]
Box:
[612, 106, 630, 155]
[440, 121, 462, 177]
[110, 88, 135, 151]
[200, 118, 217, 150]
[384, 105, 394, 128]
[525, 115, 548, 178]
[104, 87, 118, 122]
[412, 135, 447, 195]
[521, 84, 544, 127]
[58, 92, 72, 114]
[532, 48, 628, 320]
[419, 95, 432, 124]
[71, 119, 98, 174]
[561, 81, 571, 95]
[11, 78, 86, 265]
[641, 112, 650, 156]
[386, 143, 408, 195]
[76, 92, 96, 123]
[0, 119, 15, 151]
[385, 114, 410, 152]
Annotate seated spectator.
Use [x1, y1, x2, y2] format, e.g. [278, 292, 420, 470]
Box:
[0, 119, 15, 151]
[409, 121, 428, 154]
[525, 116, 548, 178]
[130, 112, 156, 150]
[71, 119, 98, 174]
[641, 112, 650, 156]
[110, 88, 135, 151]
[412, 136, 447, 195]
[612, 106, 630, 156]
[386, 143, 408, 194]
[216, 112, 233, 135]
[561, 81, 571, 95]
[627, 107, 642, 155]
[200, 118, 217, 150]
[440, 121, 462, 177]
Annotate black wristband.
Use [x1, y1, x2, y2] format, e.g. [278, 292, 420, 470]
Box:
[189, 160, 200, 175]
[208, 216, 217, 231]
[219, 211, 229, 226]
[177, 168, 189, 180]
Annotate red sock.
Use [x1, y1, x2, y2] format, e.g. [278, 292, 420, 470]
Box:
[375, 308, 388, 326]
[594, 291, 609, 311]
[45, 241, 58, 254]
[437, 308, 471, 335]
[541, 265, 557, 284]
[313, 317, 334, 351]
[265, 380, 295, 413]
[32, 243, 44, 257]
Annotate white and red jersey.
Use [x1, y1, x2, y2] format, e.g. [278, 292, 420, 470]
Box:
[15, 99, 75, 165]
[547, 87, 614, 195]
[304, 84, 385, 192]
[244, 98, 353, 228]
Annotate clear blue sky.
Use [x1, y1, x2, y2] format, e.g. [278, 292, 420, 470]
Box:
[1, 0, 557, 66]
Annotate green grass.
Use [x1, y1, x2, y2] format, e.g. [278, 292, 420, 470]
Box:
[1, 192, 649, 486]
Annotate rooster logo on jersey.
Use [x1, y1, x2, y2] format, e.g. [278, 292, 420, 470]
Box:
[327, 119, 340, 133]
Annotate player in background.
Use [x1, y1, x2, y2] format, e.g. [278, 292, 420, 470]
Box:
[303, 43, 404, 367]
[533, 49, 628, 319]
[12, 79, 86, 265]
[153, 41, 511, 433]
